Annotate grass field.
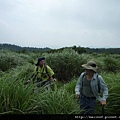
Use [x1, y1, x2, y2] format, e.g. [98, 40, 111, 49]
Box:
[0, 49, 120, 114]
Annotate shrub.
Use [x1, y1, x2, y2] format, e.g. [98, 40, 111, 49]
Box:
[42, 49, 90, 82]
[103, 57, 120, 72]
[0, 50, 27, 72]
[0, 76, 38, 114]
[36, 85, 80, 114]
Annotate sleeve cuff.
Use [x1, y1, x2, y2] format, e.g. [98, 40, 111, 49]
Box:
[76, 92, 80, 95]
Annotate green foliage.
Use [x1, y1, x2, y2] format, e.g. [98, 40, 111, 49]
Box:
[0, 43, 50, 52]
[43, 49, 90, 82]
[0, 48, 120, 114]
[72, 45, 87, 54]
[63, 78, 78, 94]
[103, 57, 120, 72]
[101, 73, 120, 114]
[0, 71, 80, 114]
[36, 85, 80, 114]
[10, 64, 34, 82]
[0, 76, 38, 114]
[0, 50, 28, 72]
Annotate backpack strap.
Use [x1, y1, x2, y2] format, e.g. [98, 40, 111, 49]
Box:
[44, 64, 50, 78]
[97, 74, 101, 93]
[81, 72, 101, 93]
[30, 64, 50, 83]
[40, 64, 50, 80]
[81, 72, 85, 87]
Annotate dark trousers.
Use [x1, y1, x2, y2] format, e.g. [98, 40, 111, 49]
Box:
[80, 95, 96, 114]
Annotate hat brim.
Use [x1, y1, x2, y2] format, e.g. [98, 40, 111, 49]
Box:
[81, 64, 98, 72]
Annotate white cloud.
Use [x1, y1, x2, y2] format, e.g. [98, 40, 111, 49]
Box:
[0, 0, 120, 48]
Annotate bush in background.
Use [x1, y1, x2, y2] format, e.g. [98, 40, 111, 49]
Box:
[103, 57, 120, 73]
[42, 49, 91, 82]
[0, 50, 28, 72]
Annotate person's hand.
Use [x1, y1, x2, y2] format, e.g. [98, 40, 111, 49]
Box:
[75, 94, 80, 99]
[51, 78, 57, 82]
[100, 100, 106, 106]
[53, 78, 56, 82]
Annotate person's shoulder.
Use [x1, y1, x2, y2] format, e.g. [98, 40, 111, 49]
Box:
[45, 64, 52, 70]
[34, 66, 38, 70]
[96, 73, 104, 81]
[79, 72, 85, 77]
[45, 64, 49, 68]
[81, 72, 85, 75]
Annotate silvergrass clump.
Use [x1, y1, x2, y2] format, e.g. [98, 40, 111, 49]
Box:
[0, 75, 38, 114]
[0, 48, 120, 114]
[10, 64, 35, 81]
[98, 72, 120, 114]
[36, 85, 81, 114]
[42, 49, 90, 82]
[103, 57, 120, 73]
[0, 50, 26, 72]
[62, 78, 78, 95]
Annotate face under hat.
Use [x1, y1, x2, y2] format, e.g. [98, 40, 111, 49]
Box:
[36, 57, 45, 66]
[81, 61, 99, 73]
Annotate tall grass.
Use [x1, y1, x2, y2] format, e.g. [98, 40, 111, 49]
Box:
[42, 49, 92, 82]
[35, 85, 80, 114]
[0, 76, 38, 114]
[0, 49, 29, 72]
[0, 49, 120, 114]
[0, 74, 80, 114]
[101, 72, 120, 114]
[0, 65, 81, 114]
[103, 57, 120, 72]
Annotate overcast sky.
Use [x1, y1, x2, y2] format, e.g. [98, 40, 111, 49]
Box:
[0, 0, 120, 49]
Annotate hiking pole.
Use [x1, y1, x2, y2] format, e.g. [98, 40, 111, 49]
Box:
[102, 105, 105, 115]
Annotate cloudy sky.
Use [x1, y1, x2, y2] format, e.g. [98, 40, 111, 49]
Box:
[0, 0, 120, 49]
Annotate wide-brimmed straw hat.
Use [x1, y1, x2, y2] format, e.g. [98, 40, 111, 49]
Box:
[81, 61, 99, 73]
[35, 57, 45, 66]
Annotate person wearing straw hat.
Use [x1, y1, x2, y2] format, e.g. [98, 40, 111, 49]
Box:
[75, 60, 108, 114]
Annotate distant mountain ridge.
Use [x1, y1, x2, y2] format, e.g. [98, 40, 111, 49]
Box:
[0, 43, 51, 52]
[0, 43, 120, 54]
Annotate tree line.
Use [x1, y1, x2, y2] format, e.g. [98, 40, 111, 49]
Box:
[0, 43, 120, 54]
